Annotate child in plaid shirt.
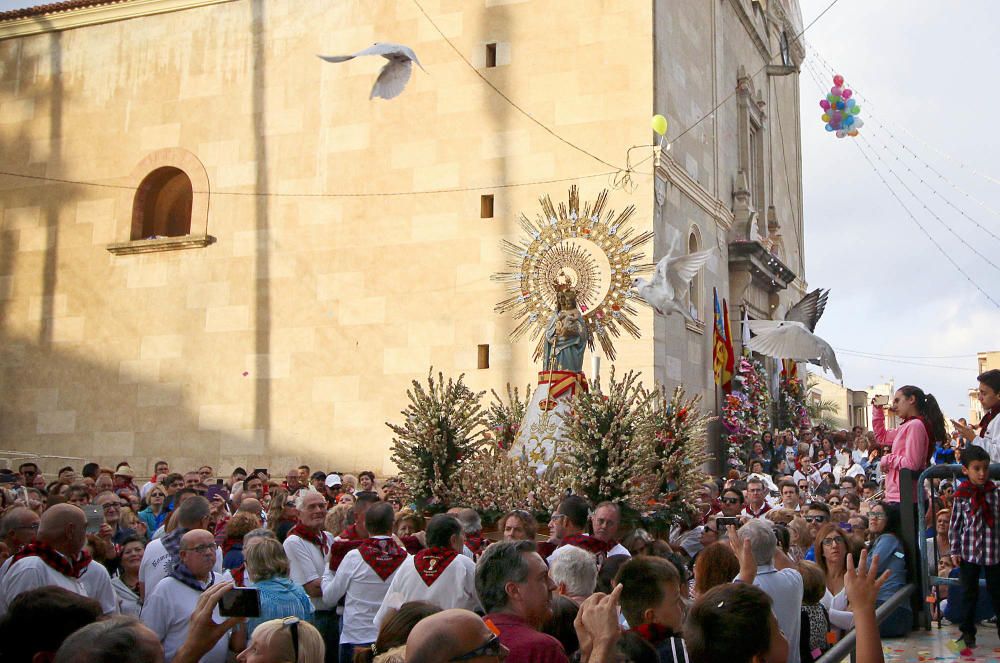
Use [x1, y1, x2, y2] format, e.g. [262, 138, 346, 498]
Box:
[949, 444, 1000, 649]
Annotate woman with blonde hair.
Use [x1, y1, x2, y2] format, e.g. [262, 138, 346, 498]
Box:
[692, 542, 740, 599]
[267, 489, 298, 542]
[238, 616, 325, 663]
[325, 503, 352, 538]
[393, 510, 425, 538]
[786, 516, 811, 561]
[244, 537, 314, 635]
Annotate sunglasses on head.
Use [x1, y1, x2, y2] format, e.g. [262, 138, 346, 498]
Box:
[804, 516, 828, 524]
[282, 617, 300, 661]
[451, 634, 505, 661]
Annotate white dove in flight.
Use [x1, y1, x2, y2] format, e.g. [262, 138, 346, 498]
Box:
[632, 231, 714, 321]
[318, 43, 426, 100]
[746, 288, 843, 380]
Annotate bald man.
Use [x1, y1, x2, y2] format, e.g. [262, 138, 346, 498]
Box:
[0, 504, 90, 613]
[0, 506, 40, 559]
[406, 609, 508, 663]
[141, 530, 234, 663]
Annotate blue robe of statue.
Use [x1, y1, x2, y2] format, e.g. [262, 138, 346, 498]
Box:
[542, 310, 589, 372]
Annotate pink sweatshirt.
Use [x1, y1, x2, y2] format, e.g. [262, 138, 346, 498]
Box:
[873, 408, 930, 503]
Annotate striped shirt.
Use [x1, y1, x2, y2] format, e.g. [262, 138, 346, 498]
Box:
[949, 487, 1000, 566]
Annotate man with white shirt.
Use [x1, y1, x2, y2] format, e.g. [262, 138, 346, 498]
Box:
[141, 529, 240, 663]
[0, 506, 39, 559]
[778, 481, 801, 512]
[138, 496, 221, 599]
[0, 504, 91, 613]
[140, 460, 170, 499]
[738, 519, 803, 663]
[793, 457, 822, 492]
[322, 502, 407, 662]
[375, 514, 479, 626]
[284, 491, 336, 663]
[741, 478, 773, 518]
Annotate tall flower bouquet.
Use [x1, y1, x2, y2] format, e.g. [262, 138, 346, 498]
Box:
[722, 357, 771, 468]
[386, 371, 486, 513]
[484, 384, 531, 452]
[561, 369, 659, 515]
[777, 371, 811, 432]
[642, 386, 713, 532]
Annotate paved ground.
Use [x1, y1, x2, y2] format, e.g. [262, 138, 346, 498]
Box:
[882, 624, 1000, 663]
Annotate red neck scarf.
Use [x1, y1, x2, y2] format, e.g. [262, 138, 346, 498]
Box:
[357, 537, 408, 581]
[902, 415, 935, 466]
[12, 541, 92, 579]
[979, 405, 999, 438]
[231, 564, 246, 587]
[290, 524, 328, 555]
[329, 539, 363, 572]
[220, 536, 242, 557]
[465, 532, 487, 558]
[561, 533, 611, 556]
[955, 481, 997, 528]
[340, 524, 364, 541]
[631, 623, 676, 646]
[414, 547, 459, 586]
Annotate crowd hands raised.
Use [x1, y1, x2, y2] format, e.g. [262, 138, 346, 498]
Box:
[1, 372, 998, 663]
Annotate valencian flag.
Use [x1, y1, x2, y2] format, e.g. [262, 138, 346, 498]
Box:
[721, 298, 735, 391]
[781, 358, 798, 380]
[712, 288, 734, 392]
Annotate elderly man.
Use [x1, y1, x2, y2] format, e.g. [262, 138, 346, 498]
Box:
[0, 506, 40, 558]
[548, 544, 597, 605]
[450, 507, 488, 559]
[0, 504, 92, 612]
[548, 497, 629, 563]
[738, 518, 803, 663]
[141, 530, 237, 663]
[375, 514, 479, 626]
[322, 502, 407, 662]
[284, 491, 337, 662]
[139, 496, 221, 598]
[742, 477, 773, 519]
[478, 540, 568, 663]
[406, 608, 509, 663]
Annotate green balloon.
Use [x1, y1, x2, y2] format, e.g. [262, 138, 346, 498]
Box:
[851, 106, 861, 115]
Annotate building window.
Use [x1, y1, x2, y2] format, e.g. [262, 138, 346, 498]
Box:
[736, 66, 767, 215]
[480, 194, 494, 219]
[131, 166, 193, 240]
[485, 43, 497, 68]
[687, 230, 703, 320]
[478, 344, 490, 369]
[748, 122, 763, 211]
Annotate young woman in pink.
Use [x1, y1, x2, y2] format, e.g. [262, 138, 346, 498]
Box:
[873, 385, 947, 504]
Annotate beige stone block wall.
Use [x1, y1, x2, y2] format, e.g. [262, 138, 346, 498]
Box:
[0, 0, 655, 478]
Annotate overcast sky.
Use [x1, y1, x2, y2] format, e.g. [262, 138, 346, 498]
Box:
[1, 0, 996, 420]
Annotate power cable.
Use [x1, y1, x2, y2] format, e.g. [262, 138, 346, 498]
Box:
[411, 0, 622, 172]
[834, 350, 969, 372]
[806, 40, 1000, 188]
[0, 168, 617, 198]
[833, 348, 977, 360]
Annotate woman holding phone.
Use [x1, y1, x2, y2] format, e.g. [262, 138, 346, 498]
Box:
[872, 385, 946, 505]
[951, 369, 1000, 463]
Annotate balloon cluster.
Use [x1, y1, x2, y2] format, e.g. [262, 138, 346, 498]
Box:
[819, 74, 863, 138]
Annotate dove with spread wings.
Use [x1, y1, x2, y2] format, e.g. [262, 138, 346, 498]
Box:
[631, 231, 715, 321]
[318, 43, 425, 100]
[746, 288, 843, 380]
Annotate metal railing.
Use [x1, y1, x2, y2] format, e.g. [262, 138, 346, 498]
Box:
[916, 463, 1000, 627]
[814, 584, 915, 663]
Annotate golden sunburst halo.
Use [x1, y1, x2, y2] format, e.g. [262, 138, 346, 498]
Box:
[492, 186, 654, 362]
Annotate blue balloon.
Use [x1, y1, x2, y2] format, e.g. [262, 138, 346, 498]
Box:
[844, 115, 855, 126]
[847, 98, 857, 108]
[825, 123, 834, 131]
[835, 101, 845, 110]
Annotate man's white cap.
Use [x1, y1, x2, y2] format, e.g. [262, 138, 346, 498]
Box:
[325, 474, 343, 488]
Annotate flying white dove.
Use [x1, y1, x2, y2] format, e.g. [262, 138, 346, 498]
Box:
[318, 43, 425, 100]
[632, 230, 715, 321]
[746, 288, 843, 380]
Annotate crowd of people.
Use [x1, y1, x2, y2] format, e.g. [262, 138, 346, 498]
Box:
[0, 371, 996, 663]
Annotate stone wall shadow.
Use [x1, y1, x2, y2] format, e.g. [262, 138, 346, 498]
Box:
[251, 0, 271, 446]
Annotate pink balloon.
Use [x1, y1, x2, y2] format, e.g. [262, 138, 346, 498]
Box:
[831, 111, 842, 121]
[819, 99, 831, 110]
[842, 89, 853, 99]
[833, 74, 844, 86]
[831, 86, 843, 97]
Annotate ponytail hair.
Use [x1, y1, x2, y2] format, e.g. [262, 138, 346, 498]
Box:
[898, 385, 948, 465]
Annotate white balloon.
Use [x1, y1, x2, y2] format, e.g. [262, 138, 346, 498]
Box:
[854, 118, 865, 129]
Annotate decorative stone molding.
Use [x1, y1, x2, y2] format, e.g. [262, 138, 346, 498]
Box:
[107, 234, 215, 255]
[0, 0, 240, 39]
[654, 154, 734, 232]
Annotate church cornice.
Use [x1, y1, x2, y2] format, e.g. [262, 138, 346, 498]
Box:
[0, 0, 238, 39]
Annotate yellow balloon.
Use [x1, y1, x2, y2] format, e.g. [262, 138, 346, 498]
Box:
[821, 113, 831, 122]
[651, 114, 668, 136]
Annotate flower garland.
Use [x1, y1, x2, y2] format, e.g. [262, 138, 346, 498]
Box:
[721, 357, 772, 468]
[386, 371, 486, 513]
[777, 372, 811, 432]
